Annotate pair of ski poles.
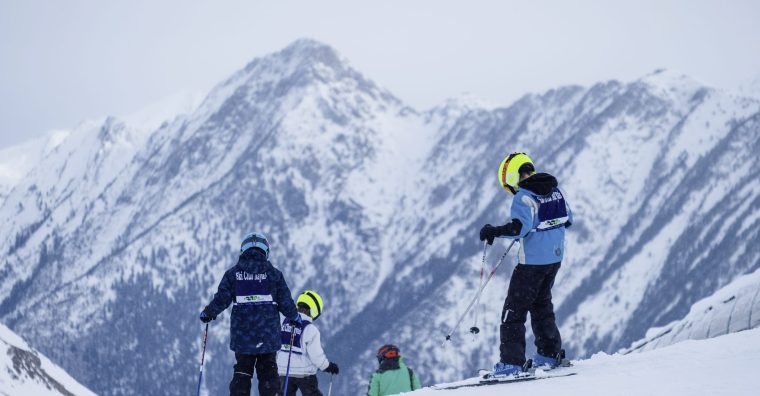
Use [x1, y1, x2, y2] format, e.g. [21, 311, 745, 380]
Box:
[443, 239, 516, 344]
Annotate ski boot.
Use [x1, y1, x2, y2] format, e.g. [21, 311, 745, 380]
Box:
[487, 358, 534, 379]
[532, 349, 571, 369]
[491, 362, 523, 378]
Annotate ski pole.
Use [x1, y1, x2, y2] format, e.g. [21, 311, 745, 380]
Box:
[196, 323, 209, 396]
[327, 374, 334, 396]
[471, 241, 488, 335]
[444, 240, 516, 344]
[282, 324, 297, 394]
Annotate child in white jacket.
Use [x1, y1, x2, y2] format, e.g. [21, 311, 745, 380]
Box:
[277, 290, 339, 396]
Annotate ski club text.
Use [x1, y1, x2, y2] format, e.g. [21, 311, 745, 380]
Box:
[537, 191, 563, 203]
[236, 272, 267, 282]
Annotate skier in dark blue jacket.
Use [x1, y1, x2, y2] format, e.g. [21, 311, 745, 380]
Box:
[200, 232, 300, 396]
[479, 153, 573, 377]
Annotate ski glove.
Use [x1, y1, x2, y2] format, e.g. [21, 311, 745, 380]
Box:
[480, 220, 524, 245]
[479, 224, 497, 245]
[199, 309, 215, 323]
[324, 362, 339, 375]
[289, 314, 303, 327]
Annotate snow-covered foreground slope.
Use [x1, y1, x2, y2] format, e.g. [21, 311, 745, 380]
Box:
[0, 322, 96, 396]
[412, 327, 760, 396]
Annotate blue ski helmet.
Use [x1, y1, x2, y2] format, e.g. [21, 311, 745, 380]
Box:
[240, 232, 270, 257]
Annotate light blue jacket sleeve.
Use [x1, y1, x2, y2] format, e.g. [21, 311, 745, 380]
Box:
[506, 193, 535, 239]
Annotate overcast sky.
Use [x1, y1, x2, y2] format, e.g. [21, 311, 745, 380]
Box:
[1, 0, 759, 148]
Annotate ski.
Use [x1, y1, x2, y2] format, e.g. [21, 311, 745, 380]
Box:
[432, 357, 575, 390]
[432, 371, 578, 390]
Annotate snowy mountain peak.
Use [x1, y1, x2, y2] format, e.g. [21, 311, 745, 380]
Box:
[639, 68, 698, 86]
[122, 90, 204, 132]
[634, 68, 707, 106]
[234, 38, 376, 90]
[434, 92, 494, 112]
[277, 37, 346, 69]
[188, 38, 400, 141]
[425, 92, 496, 130]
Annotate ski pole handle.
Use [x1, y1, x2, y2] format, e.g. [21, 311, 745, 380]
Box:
[196, 323, 209, 396]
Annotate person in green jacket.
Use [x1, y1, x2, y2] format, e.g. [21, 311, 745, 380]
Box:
[367, 344, 421, 396]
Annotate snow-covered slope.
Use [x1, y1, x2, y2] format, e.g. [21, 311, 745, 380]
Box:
[411, 327, 760, 396]
[736, 74, 760, 101]
[0, 322, 96, 396]
[0, 91, 201, 206]
[0, 130, 70, 204]
[624, 266, 760, 353]
[0, 40, 758, 395]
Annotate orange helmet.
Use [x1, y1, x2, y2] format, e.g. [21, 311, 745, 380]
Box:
[376, 344, 401, 362]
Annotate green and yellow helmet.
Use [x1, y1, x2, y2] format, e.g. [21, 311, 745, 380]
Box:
[498, 152, 534, 194]
[297, 290, 324, 320]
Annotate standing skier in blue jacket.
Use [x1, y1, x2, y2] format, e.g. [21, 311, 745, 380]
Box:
[200, 232, 301, 396]
[479, 153, 573, 377]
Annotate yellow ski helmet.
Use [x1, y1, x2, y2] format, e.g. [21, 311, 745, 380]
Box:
[498, 152, 534, 194]
[296, 290, 324, 320]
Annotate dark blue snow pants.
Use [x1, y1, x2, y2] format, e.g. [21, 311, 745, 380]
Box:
[280, 375, 322, 396]
[229, 352, 280, 396]
[500, 263, 562, 366]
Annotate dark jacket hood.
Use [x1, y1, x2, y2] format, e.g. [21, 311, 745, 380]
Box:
[238, 248, 269, 272]
[518, 172, 558, 196]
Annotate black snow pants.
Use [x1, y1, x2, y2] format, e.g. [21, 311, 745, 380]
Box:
[229, 352, 281, 396]
[280, 374, 323, 396]
[500, 262, 562, 366]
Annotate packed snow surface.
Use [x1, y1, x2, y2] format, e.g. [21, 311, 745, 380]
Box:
[411, 327, 760, 396]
